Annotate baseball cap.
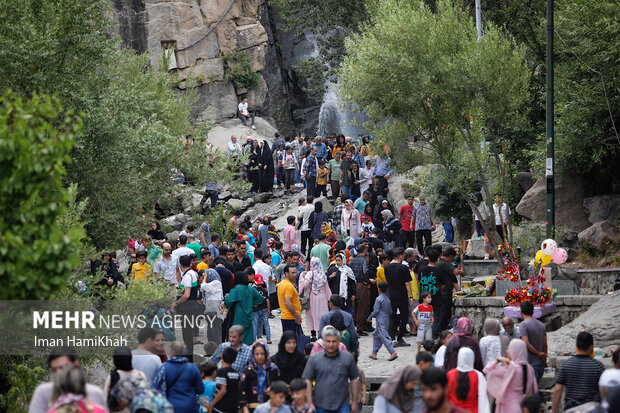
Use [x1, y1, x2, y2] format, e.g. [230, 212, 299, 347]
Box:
[254, 274, 265, 285]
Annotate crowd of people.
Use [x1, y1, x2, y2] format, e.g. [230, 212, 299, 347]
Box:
[35, 132, 619, 413]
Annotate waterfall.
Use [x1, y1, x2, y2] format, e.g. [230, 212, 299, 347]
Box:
[305, 32, 367, 137]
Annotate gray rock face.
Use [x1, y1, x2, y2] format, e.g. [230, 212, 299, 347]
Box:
[161, 213, 191, 231]
[548, 291, 620, 356]
[193, 81, 238, 121]
[227, 198, 247, 212]
[517, 172, 536, 194]
[577, 220, 620, 250]
[236, 24, 268, 50]
[515, 176, 591, 232]
[465, 238, 486, 259]
[110, 0, 147, 53]
[583, 194, 620, 225]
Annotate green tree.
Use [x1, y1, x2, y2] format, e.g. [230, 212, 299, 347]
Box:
[0, 91, 84, 299]
[339, 0, 531, 258]
[0, 0, 242, 248]
[553, 0, 620, 191]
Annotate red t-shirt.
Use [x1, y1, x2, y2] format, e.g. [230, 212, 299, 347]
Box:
[400, 204, 415, 231]
[416, 304, 433, 322]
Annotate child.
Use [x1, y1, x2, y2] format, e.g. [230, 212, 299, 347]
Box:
[199, 360, 218, 412]
[252, 274, 272, 343]
[210, 347, 240, 413]
[131, 250, 151, 281]
[367, 282, 398, 361]
[253, 381, 291, 413]
[521, 395, 541, 413]
[360, 214, 375, 237]
[413, 291, 434, 352]
[316, 160, 329, 197]
[413, 352, 435, 412]
[289, 378, 314, 413]
[433, 329, 453, 368]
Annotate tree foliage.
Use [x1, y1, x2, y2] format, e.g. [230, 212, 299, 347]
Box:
[339, 0, 530, 256]
[553, 0, 620, 191]
[0, 0, 242, 249]
[0, 91, 85, 299]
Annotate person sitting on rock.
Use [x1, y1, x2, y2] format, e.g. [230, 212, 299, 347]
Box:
[238, 96, 256, 130]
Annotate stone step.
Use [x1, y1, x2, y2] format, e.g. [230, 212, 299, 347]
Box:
[463, 259, 500, 277]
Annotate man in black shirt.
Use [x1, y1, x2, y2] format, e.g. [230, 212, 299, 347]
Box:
[417, 247, 451, 338]
[384, 247, 412, 346]
[234, 240, 252, 270]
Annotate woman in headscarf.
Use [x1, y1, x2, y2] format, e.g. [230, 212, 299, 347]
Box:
[248, 139, 261, 192]
[270, 330, 307, 384]
[200, 269, 224, 344]
[483, 339, 538, 413]
[348, 162, 361, 199]
[239, 342, 280, 412]
[326, 253, 356, 314]
[373, 196, 389, 231]
[109, 376, 173, 413]
[381, 210, 402, 250]
[310, 324, 350, 355]
[334, 134, 349, 155]
[444, 317, 484, 371]
[224, 272, 265, 345]
[373, 365, 422, 413]
[103, 346, 147, 412]
[259, 140, 274, 193]
[446, 347, 490, 413]
[310, 201, 329, 240]
[341, 199, 361, 239]
[479, 318, 509, 368]
[147, 222, 167, 246]
[299, 257, 332, 340]
[320, 222, 338, 246]
[49, 366, 107, 413]
[329, 239, 350, 264]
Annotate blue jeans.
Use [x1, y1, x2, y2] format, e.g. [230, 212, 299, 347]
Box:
[317, 404, 351, 413]
[239, 112, 255, 126]
[253, 308, 271, 341]
[294, 168, 301, 183]
[341, 184, 352, 199]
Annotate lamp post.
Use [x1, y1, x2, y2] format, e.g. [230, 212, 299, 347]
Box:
[546, 0, 555, 238]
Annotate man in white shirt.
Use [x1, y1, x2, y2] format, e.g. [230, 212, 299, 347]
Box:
[493, 193, 511, 242]
[227, 135, 241, 157]
[237, 96, 256, 129]
[172, 234, 194, 284]
[252, 249, 273, 297]
[298, 196, 315, 256]
[154, 242, 179, 286]
[29, 348, 106, 413]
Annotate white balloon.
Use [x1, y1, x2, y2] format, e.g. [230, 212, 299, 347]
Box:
[541, 239, 558, 255]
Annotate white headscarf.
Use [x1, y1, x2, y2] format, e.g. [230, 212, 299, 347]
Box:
[336, 253, 355, 299]
[456, 347, 491, 413]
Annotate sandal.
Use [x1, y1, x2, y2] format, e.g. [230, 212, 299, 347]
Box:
[388, 353, 398, 361]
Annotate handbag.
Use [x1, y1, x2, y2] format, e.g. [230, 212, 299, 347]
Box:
[299, 272, 314, 311]
[295, 324, 311, 354]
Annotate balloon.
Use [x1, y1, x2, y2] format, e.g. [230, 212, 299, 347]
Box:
[551, 248, 568, 264]
[535, 250, 552, 266]
[541, 239, 558, 255]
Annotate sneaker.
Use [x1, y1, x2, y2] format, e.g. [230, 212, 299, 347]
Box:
[394, 340, 411, 347]
[484, 253, 490, 260]
[357, 331, 369, 337]
[251, 125, 256, 130]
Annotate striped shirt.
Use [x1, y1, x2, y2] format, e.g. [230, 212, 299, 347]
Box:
[556, 354, 605, 409]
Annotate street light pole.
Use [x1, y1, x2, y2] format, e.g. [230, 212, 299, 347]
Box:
[545, 0, 555, 237]
[475, 0, 482, 41]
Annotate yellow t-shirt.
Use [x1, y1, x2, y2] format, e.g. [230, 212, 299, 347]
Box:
[410, 270, 419, 300]
[197, 262, 209, 271]
[131, 262, 151, 281]
[277, 279, 301, 320]
[376, 266, 386, 287]
[317, 167, 329, 185]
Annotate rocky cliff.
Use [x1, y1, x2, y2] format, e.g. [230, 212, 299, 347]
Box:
[109, 0, 322, 135]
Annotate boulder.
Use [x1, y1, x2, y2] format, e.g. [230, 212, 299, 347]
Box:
[577, 220, 620, 250]
[548, 291, 620, 356]
[583, 194, 620, 225]
[145, 2, 218, 68]
[193, 81, 238, 122]
[515, 176, 591, 232]
[253, 192, 273, 204]
[206, 116, 278, 152]
[236, 24, 268, 51]
[227, 198, 247, 211]
[161, 213, 191, 231]
[431, 224, 446, 243]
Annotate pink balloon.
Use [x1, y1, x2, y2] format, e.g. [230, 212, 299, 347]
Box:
[551, 248, 567, 264]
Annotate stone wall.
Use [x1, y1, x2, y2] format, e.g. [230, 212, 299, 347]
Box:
[576, 268, 619, 295]
[453, 295, 601, 338]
